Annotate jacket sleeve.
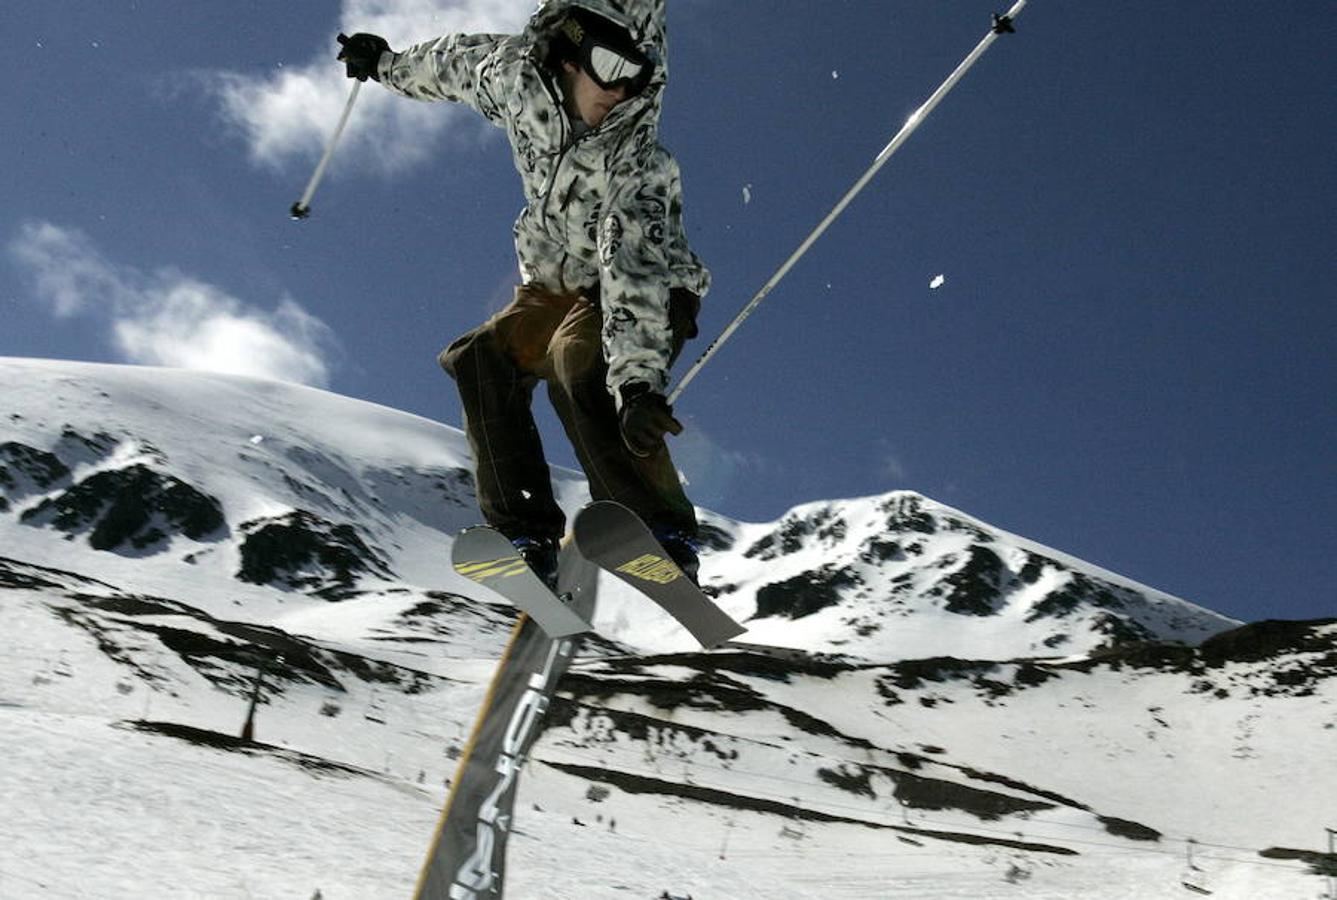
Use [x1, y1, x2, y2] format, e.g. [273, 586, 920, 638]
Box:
[598, 145, 711, 403]
[377, 33, 521, 126]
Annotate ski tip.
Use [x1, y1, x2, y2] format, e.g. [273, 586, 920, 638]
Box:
[700, 623, 748, 650]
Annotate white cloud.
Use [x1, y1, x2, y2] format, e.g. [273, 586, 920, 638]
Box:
[671, 418, 777, 510]
[881, 452, 909, 482]
[8, 224, 123, 318]
[872, 436, 910, 483]
[9, 222, 336, 388]
[342, 0, 533, 39]
[211, 0, 533, 174]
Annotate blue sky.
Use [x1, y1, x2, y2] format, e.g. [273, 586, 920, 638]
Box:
[4, 2, 1334, 623]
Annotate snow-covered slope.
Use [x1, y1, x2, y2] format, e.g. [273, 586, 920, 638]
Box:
[2, 357, 1333, 899]
[0, 357, 577, 624]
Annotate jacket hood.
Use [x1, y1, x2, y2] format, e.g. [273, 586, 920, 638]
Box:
[527, 0, 670, 109]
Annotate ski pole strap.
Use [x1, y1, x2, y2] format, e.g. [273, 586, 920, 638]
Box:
[668, 0, 1027, 405]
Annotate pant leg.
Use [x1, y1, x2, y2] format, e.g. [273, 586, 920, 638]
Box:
[438, 286, 579, 541]
[542, 294, 698, 537]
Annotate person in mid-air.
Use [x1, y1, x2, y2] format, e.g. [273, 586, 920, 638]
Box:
[337, 0, 708, 586]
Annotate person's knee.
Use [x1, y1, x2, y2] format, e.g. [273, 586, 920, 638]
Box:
[438, 327, 495, 382]
[549, 329, 603, 388]
[436, 344, 460, 377]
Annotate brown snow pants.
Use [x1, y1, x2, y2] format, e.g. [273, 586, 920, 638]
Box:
[438, 284, 698, 542]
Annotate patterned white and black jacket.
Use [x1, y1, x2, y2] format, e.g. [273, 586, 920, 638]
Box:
[377, 0, 710, 401]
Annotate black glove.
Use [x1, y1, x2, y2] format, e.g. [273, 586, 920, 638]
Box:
[337, 32, 391, 81]
[619, 383, 683, 458]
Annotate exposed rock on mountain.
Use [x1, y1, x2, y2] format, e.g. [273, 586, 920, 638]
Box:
[20, 462, 225, 553]
[0, 440, 70, 511]
[236, 509, 394, 600]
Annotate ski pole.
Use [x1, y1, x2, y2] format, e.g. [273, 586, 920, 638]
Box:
[668, 2, 1027, 404]
[290, 78, 363, 220]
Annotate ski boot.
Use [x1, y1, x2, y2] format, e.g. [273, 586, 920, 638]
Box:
[651, 525, 700, 586]
[510, 535, 560, 592]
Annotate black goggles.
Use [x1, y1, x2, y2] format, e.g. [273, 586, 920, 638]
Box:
[561, 17, 653, 94]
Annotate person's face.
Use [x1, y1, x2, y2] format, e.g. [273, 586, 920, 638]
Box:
[562, 60, 629, 128]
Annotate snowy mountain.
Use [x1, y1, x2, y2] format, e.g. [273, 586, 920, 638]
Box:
[1, 357, 1333, 899]
[695, 491, 1233, 661]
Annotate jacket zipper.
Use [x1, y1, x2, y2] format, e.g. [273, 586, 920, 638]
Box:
[538, 71, 576, 291]
[539, 73, 571, 220]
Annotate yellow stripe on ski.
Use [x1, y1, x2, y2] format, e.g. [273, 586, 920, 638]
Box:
[454, 555, 529, 581]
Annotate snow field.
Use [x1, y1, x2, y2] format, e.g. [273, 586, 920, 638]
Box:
[2, 359, 1330, 898]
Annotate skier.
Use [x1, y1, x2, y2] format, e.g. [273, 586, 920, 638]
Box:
[337, 0, 708, 587]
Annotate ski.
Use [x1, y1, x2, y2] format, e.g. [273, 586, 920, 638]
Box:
[572, 501, 746, 649]
[451, 526, 593, 638]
